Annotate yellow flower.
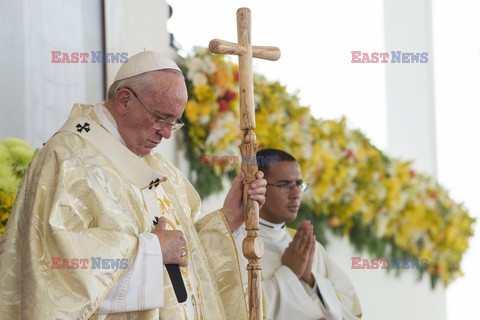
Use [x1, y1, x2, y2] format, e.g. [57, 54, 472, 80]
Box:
[193, 85, 216, 102]
[198, 101, 216, 117]
[185, 101, 199, 122]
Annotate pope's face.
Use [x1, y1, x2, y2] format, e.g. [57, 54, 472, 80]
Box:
[117, 71, 187, 156]
[260, 161, 303, 224]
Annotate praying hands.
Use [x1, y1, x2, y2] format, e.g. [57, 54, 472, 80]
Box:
[281, 220, 316, 287]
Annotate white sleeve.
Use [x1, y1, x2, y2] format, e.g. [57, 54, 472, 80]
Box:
[299, 277, 324, 303]
[96, 232, 164, 314]
[311, 243, 362, 320]
[263, 265, 328, 320]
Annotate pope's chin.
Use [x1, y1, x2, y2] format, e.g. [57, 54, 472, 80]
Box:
[285, 206, 300, 222]
[137, 143, 158, 156]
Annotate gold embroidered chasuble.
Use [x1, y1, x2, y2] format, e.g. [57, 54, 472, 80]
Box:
[0, 104, 247, 319]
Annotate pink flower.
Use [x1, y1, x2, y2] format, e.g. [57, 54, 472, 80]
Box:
[409, 169, 416, 178]
[218, 99, 229, 111]
[225, 90, 237, 101]
[345, 149, 355, 160]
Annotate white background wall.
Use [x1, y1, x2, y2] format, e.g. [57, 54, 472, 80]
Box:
[326, 231, 446, 320]
[0, 0, 104, 148]
[2, 0, 478, 319]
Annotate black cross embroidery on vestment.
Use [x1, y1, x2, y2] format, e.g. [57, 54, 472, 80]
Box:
[76, 122, 90, 133]
[148, 178, 161, 190]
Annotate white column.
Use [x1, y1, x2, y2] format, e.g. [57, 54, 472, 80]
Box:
[384, 0, 438, 177]
[0, 0, 27, 141]
[383, 0, 445, 319]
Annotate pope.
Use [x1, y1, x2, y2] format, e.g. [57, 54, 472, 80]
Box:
[0, 51, 266, 319]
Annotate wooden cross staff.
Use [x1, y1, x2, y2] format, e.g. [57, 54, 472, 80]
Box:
[209, 7, 280, 320]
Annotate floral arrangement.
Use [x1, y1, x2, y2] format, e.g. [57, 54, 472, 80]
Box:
[0, 137, 35, 234]
[179, 48, 242, 196]
[179, 47, 476, 287]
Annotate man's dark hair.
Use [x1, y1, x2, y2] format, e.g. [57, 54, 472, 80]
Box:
[256, 148, 297, 176]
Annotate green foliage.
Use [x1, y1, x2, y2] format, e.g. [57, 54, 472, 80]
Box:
[0, 137, 35, 234]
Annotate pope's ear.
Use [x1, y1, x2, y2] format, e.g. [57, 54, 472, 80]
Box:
[115, 88, 131, 116]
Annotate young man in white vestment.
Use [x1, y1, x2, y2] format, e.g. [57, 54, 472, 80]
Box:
[234, 149, 362, 320]
[0, 51, 267, 319]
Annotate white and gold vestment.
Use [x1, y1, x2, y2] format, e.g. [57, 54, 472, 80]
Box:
[0, 104, 247, 319]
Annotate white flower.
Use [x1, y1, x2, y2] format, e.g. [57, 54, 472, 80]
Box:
[284, 123, 294, 140]
[192, 73, 208, 86]
[424, 197, 436, 209]
[346, 141, 359, 154]
[205, 112, 236, 146]
[376, 211, 389, 237]
[198, 115, 210, 126]
[348, 167, 358, 179]
[376, 185, 387, 201]
[186, 57, 204, 79]
[202, 57, 216, 74]
[398, 192, 409, 210]
[322, 123, 331, 135]
[193, 46, 208, 55]
[322, 140, 333, 152]
[186, 57, 203, 72]
[302, 140, 313, 159]
[223, 144, 241, 158]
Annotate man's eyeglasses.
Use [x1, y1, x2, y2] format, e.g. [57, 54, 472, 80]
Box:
[124, 87, 184, 131]
[267, 180, 309, 194]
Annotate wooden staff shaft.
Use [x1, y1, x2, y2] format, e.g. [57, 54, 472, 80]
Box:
[237, 8, 263, 320]
[209, 7, 280, 319]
